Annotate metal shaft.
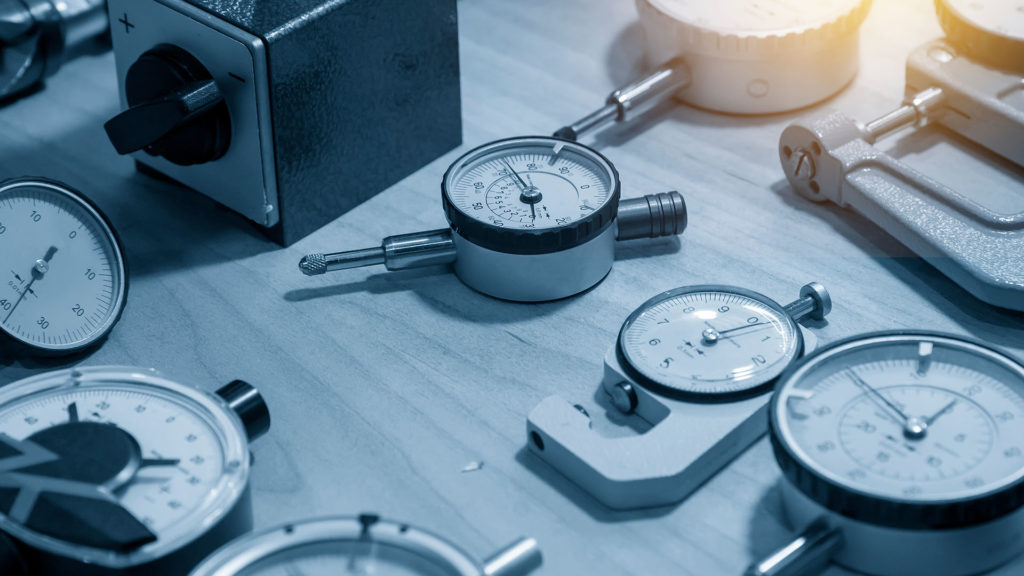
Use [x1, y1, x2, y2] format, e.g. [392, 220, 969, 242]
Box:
[863, 87, 945, 143]
[746, 521, 843, 576]
[0, 0, 109, 101]
[554, 59, 690, 141]
[782, 282, 832, 322]
[299, 229, 457, 275]
[482, 537, 542, 576]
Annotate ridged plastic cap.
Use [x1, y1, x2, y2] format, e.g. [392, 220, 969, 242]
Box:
[637, 0, 874, 57]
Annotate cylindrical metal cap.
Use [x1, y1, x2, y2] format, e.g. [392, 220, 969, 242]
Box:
[616, 191, 686, 240]
[216, 380, 271, 441]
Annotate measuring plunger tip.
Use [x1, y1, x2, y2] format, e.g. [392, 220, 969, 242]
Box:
[298, 254, 327, 276]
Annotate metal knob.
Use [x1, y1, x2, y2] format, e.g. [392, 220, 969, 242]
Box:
[616, 191, 687, 241]
[216, 380, 271, 441]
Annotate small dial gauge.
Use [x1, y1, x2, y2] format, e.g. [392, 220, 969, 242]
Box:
[771, 332, 1024, 527]
[190, 515, 541, 576]
[442, 137, 620, 255]
[0, 366, 259, 569]
[644, 0, 868, 33]
[0, 179, 128, 355]
[618, 285, 812, 399]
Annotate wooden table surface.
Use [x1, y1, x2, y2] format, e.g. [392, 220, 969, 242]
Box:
[2, 0, 1023, 574]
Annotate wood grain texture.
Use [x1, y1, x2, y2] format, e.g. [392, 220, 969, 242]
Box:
[2, 0, 1023, 574]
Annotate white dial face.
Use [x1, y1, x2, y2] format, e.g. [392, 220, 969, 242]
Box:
[0, 372, 247, 562]
[445, 138, 615, 231]
[620, 288, 800, 396]
[0, 182, 126, 352]
[645, 0, 868, 34]
[236, 542, 453, 576]
[776, 336, 1024, 503]
[941, 0, 1024, 41]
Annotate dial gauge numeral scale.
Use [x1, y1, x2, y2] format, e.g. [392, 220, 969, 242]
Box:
[754, 332, 1024, 576]
[0, 179, 127, 355]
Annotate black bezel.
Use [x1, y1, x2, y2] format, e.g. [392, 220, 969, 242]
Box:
[616, 285, 805, 404]
[441, 136, 621, 255]
[0, 177, 129, 357]
[769, 330, 1024, 530]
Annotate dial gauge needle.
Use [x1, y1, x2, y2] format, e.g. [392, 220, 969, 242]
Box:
[3, 245, 57, 323]
[717, 322, 770, 337]
[847, 370, 910, 424]
[138, 458, 180, 469]
[502, 159, 529, 191]
[924, 399, 957, 427]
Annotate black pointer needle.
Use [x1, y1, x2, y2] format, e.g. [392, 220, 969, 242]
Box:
[3, 246, 57, 323]
[139, 458, 181, 468]
[717, 322, 771, 337]
[848, 370, 910, 424]
[502, 159, 529, 191]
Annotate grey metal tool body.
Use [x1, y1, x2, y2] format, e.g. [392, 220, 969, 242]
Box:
[779, 0, 1024, 312]
[527, 283, 831, 509]
[750, 332, 1024, 576]
[554, 0, 873, 140]
[0, 0, 107, 101]
[189, 515, 542, 576]
[300, 136, 687, 302]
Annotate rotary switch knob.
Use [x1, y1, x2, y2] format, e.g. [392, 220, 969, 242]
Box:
[635, 0, 874, 114]
[104, 43, 231, 166]
[935, 0, 1024, 73]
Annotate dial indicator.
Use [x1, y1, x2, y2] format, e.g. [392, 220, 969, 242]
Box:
[0, 367, 262, 570]
[0, 179, 127, 355]
[771, 332, 1024, 528]
[190, 516, 541, 576]
[617, 284, 829, 399]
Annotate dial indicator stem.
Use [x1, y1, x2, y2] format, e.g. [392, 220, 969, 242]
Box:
[554, 59, 691, 141]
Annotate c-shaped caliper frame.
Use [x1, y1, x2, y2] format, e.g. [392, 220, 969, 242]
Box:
[779, 40, 1024, 311]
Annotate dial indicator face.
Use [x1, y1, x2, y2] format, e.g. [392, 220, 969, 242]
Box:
[231, 541, 454, 575]
[444, 138, 615, 231]
[646, 0, 868, 33]
[0, 180, 127, 353]
[619, 287, 801, 398]
[191, 518, 482, 576]
[0, 368, 248, 565]
[940, 0, 1024, 41]
[774, 335, 1024, 503]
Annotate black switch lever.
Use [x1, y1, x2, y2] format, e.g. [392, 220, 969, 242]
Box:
[104, 79, 224, 155]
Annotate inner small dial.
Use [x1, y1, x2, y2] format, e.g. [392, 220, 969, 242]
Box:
[447, 140, 614, 231]
[621, 289, 799, 396]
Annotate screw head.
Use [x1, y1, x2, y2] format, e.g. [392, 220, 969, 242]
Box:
[610, 382, 639, 414]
